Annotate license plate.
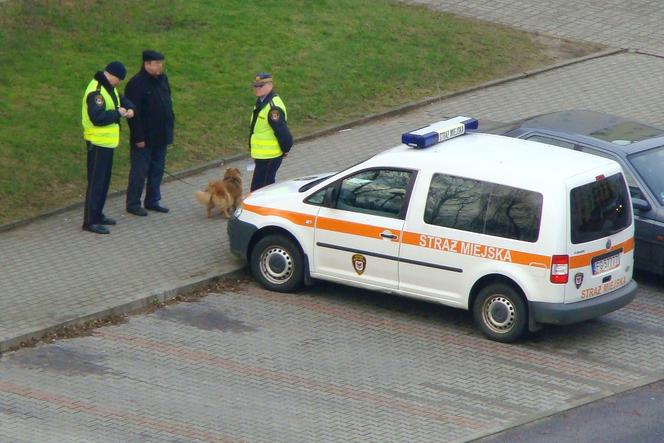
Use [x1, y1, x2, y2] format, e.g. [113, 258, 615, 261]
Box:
[591, 251, 621, 275]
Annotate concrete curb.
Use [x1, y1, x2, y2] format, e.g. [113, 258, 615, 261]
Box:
[0, 268, 246, 354]
[0, 153, 248, 234]
[293, 47, 626, 140]
[0, 47, 625, 235]
[632, 48, 664, 59]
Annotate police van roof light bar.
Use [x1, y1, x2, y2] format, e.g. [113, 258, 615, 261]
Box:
[401, 116, 478, 149]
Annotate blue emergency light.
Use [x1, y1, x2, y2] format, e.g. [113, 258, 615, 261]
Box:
[401, 116, 478, 149]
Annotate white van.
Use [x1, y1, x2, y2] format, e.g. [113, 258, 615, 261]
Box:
[228, 117, 637, 342]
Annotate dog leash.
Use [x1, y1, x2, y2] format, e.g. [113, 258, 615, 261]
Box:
[145, 155, 226, 189]
[161, 166, 202, 188]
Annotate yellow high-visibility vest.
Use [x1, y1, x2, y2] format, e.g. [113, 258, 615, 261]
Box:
[250, 95, 287, 159]
[81, 78, 120, 148]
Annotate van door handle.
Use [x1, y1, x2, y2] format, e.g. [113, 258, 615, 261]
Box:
[380, 231, 398, 239]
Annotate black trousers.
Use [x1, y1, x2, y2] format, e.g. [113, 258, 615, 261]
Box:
[126, 144, 167, 209]
[83, 142, 114, 227]
[250, 156, 283, 191]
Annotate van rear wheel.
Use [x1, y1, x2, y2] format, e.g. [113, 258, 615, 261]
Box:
[473, 283, 527, 343]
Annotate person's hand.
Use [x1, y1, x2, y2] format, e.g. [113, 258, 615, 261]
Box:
[125, 109, 135, 119]
[282, 152, 288, 158]
[117, 107, 127, 117]
[136, 141, 146, 148]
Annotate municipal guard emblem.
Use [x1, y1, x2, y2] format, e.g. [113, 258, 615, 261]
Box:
[574, 272, 584, 289]
[269, 109, 281, 122]
[94, 95, 105, 108]
[352, 254, 366, 275]
[606, 239, 612, 249]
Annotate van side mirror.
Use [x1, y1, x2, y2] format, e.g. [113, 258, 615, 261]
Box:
[632, 198, 651, 212]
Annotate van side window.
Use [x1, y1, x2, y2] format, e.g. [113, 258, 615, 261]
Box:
[485, 184, 543, 242]
[570, 172, 631, 244]
[335, 169, 412, 218]
[424, 175, 487, 234]
[305, 188, 326, 206]
[425, 174, 543, 242]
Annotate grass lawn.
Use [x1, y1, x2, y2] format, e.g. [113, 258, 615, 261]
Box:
[0, 0, 599, 225]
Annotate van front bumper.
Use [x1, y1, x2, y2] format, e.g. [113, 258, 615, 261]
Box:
[530, 280, 637, 325]
[227, 216, 257, 263]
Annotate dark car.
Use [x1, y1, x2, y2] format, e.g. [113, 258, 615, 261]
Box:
[487, 109, 664, 276]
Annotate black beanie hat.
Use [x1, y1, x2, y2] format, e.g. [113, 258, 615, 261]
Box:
[142, 49, 165, 61]
[105, 61, 127, 80]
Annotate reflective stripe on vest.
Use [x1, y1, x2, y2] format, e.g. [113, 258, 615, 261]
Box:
[81, 79, 120, 148]
[250, 95, 287, 159]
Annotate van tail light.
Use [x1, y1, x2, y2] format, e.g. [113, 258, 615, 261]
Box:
[550, 255, 569, 284]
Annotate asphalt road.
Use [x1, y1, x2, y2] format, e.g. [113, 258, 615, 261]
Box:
[475, 378, 664, 443]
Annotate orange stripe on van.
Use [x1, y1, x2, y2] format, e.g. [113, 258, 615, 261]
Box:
[402, 231, 551, 267]
[243, 204, 401, 239]
[242, 203, 314, 227]
[569, 237, 635, 269]
[315, 217, 400, 239]
[243, 204, 634, 271]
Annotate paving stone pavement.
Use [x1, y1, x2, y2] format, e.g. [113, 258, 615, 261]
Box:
[1, 277, 664, 442]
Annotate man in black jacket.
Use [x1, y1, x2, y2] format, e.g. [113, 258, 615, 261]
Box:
[125, 49, 175, 216]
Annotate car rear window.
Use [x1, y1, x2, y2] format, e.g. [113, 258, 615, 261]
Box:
[589, 121, 664, 144]
[424, 174, 543, 242]
[570, 173, 631, 244]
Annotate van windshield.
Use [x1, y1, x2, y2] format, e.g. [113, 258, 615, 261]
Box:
[570, 173, 631, 244]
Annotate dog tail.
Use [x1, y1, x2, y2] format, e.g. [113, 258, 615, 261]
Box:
[194, 190, 211, 205]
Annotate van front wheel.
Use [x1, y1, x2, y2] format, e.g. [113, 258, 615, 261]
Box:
[473, 284, 527, 343]
[250, 234, 304, 293]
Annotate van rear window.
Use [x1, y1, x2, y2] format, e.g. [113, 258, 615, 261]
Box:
[570, 173, 631, 244]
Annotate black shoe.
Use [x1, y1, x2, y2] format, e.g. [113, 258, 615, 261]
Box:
[127, 207, 148, 216]
[83, 224, 110, 235]
[145, 204, 169, 213]
[101, 216, 117, 225]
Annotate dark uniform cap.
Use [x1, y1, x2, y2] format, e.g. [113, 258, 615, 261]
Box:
[143, 49, 165, 61]
[252, 72, 273, 87]
[105, 61, 127, 80]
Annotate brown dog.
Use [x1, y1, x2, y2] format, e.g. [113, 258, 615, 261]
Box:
[195, 167, 243, 218]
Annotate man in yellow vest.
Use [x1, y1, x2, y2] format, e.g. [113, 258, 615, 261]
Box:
[249, 72, 293, 191]
[81, 61, 135, 234]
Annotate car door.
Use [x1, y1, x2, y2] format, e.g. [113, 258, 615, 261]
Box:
[398, 172, 482, 304]
[398, 172, 545, 306]
[312, 168, 414, 289]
